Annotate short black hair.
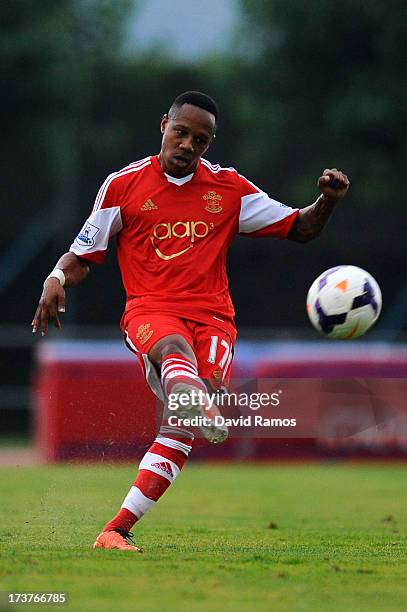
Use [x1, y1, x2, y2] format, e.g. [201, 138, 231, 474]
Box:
[169, 91, 219, 126]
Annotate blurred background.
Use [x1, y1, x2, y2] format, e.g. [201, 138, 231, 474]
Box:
[1, 0, 406, 455]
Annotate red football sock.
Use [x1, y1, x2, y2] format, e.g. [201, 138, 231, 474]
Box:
[161, 353, 208, 398]
[103, 426, 193, 533]
[103, 507, 137, 534]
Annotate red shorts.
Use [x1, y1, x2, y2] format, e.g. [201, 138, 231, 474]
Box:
[122, 312, 236, 397]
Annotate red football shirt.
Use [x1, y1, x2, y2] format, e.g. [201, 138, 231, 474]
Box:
[70, 155, 298, 335]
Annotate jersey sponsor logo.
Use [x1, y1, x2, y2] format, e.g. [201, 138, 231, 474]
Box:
[136, 323, 153, 345]
[141, 198, 158, 211]
[203, 190, 223, 213]
[150, 221, 214, 260]
[75, 222, 100, 247]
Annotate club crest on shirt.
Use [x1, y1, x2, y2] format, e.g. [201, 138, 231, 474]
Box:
[136, 323, 153, 345]
[75, 222, 100, 247]
[203, 191, 223, 213]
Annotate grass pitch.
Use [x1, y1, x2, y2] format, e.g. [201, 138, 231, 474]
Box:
[0, 462, 407, 611]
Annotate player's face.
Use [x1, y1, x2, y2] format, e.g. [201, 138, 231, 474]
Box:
[159, 104, 216, 178]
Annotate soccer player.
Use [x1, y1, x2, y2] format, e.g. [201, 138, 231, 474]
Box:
[32, 91, 349, 552]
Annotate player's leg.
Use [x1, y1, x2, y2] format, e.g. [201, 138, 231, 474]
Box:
[94, 318, 198, 551]
[112, 327, 233, 540]
[166, 321, 236, 437]
[149, 333, 229, 444]
[149, 333, 209, 403]
[94, 316, 235, 551]
[94, 419, 193, 552]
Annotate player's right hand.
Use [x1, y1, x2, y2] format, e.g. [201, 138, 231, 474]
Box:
[32, 278, 66, 336]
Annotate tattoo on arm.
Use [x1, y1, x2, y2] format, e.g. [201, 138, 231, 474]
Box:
[287, 195, 338, 243]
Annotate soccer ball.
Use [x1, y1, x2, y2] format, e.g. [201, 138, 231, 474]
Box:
[306, 265, 382, 339]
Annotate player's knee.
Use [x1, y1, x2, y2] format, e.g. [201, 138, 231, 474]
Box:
[162, 340, 194, 360]
[149, 334, 196, 366]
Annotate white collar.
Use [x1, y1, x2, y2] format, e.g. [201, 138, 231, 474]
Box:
[164, 172, 194, 185]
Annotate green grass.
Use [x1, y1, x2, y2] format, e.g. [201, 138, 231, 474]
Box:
[0, 463, 407, 611]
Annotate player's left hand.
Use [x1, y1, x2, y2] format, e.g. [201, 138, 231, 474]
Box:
[317, 168, 349, 200]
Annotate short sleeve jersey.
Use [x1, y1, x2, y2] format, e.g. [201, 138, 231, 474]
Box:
[70, 155, 298, 334]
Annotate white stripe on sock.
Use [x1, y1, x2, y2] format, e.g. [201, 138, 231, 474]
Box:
[155, 436, 193, 456]
[162, 362, 198, 377]
[121, 486, 155, 519]
[139, 452, 180, 482]
[162, 357, 198, 370]
[164, 370, 198, 380]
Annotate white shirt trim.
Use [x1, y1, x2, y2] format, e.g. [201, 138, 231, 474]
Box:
[164, 172, 194, 185]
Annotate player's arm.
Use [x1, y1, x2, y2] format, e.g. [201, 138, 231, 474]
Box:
[287, 168, 350, 243]
[32, 166, 124, 336]
[32, 252, 90, 336]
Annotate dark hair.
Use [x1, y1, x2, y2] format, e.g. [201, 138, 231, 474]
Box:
[169, 91, 219, 126]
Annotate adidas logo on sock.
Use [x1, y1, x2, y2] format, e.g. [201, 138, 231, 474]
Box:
[151, 461, 174, 477]
[141, 199, 158, 211]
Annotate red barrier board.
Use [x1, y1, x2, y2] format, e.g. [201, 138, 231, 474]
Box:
[34, 342, 157, 461]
